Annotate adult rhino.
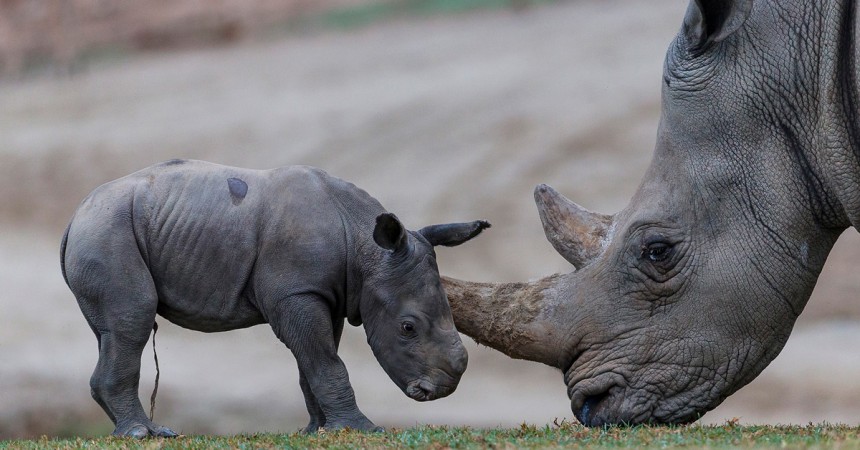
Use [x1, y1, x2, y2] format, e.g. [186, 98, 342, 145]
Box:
[444, 0, 860, 426]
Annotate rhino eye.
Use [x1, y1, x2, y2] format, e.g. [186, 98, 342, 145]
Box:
[401, 321, 416, 335]
[643, 242, 672, 262]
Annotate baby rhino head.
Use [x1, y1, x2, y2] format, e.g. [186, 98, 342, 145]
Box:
[361, 213, 489, 402]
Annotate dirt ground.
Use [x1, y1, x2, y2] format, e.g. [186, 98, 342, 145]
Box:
[1, 0, 859, 439]
[0, 0, 367, 75]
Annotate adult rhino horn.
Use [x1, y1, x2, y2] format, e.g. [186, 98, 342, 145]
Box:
[534, 184, 614, 269]
[442, 274, 572, 368]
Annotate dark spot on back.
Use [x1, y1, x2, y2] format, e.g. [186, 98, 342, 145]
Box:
[161, 159, 187, 166]
[227, 177, 248, 205]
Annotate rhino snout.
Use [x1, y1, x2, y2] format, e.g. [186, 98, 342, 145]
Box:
[405, 377, 457, 402]
[405, 379, 436, 401]
[449, 340, 468, 376]
[405, 339, 467, 402]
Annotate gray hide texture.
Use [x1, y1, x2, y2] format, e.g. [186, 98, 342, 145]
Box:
[444, 0, 860, 427]
[61, 159, 489, 437]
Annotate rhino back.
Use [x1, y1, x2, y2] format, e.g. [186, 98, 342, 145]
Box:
[68, 160, 373, 331]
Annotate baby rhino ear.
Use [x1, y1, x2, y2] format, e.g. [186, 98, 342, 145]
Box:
[374, 213, 408, 252]
[419, 220, 491, 247]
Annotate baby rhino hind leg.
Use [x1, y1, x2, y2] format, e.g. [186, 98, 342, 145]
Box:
[88, 320, 177, 438]
[66, 222, 178, 438]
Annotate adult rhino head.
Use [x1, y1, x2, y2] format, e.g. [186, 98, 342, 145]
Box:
[445, 0, 860, 426]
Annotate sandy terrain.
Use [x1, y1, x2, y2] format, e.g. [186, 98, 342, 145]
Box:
[1, 0, 858, 439]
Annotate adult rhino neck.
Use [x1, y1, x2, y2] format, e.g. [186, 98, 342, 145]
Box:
[816, 0, 860, 230]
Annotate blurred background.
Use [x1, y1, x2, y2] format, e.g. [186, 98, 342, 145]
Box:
[1, 0, 859, 440]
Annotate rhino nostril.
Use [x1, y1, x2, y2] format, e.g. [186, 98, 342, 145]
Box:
[578, 392, 611, 427]
[406, 380, 436, 401]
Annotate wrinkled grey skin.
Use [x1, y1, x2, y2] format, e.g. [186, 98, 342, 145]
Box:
[61, 159, 488, 437]
[444, 0, 860, 427]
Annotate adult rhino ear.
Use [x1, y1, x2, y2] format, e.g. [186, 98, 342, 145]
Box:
[418, 220, 491, 247]
[683, 0, 753, 48]
[374, 213, 408, 252]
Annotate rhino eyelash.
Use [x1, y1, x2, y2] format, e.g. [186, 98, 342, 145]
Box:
[641, 242, 673, 263]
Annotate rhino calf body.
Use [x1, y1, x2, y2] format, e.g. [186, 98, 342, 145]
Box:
[61, 159, 488, 437]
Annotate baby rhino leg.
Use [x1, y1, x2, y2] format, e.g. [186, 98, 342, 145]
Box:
[269, 295, 381, 432]
[298, 317, 346, 433]
[68, 224, 178, 438]
[298, 369, 326, 433]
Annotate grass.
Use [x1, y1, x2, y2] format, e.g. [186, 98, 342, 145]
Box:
[19, 0, 558, 79]
[3, 422, 860, 449]
[302, 0, 558, 31]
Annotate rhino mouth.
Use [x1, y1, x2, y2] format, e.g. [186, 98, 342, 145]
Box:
[568, 372, 627, 427]
[574, 392, 612, 427]
[405, 379, 455, 402]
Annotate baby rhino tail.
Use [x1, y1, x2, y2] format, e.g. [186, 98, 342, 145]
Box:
[60, 222, 71, 287]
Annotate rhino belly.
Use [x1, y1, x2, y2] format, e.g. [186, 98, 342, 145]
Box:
[147, 237, 267, 332]
[155, 290, 266, 332]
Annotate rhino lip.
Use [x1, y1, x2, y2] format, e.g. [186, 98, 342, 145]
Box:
[568, 373, 624, 427]
[575, 392, 611, 427]
[406, 379, 446, 402]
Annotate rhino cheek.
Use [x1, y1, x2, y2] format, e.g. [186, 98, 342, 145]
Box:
[373, 342, 421, 392]
[363, 321, 417, 392]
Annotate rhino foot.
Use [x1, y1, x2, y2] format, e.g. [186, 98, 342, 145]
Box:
[303, 422, 323, 434]
[112, 422, 178, 439]
[151, 425, 179, 438]
[112, 424, 149, 439]
[323, 418, 384, 433]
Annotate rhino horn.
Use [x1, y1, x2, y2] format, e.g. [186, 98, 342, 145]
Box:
[442, 274, 571, 368]
[534, 184, 614, 269]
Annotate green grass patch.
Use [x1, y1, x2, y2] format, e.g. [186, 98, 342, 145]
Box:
[4, 422, 860, 449]
[316, 0, 556, 30]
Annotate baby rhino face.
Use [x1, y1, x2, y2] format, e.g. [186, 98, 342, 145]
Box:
[363, 213, 489, 401]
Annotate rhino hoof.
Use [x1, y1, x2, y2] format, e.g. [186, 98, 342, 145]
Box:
[303, 423, 323, 434]
[151, 425, 179, 438]
[113, 424, 149, 439]
[323, 419, 383, 433]
[113, 422, 178, 438]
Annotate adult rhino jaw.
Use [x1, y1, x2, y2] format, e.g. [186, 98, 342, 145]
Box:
[447, 0, 860, 427]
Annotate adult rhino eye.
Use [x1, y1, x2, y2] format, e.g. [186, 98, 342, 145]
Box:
[643, 242, 672, 262]
[401, 321, 415, 334]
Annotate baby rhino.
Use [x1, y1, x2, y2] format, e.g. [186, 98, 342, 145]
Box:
[60, 159, 488, 438]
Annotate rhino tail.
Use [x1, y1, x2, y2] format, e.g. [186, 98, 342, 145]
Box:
[60, 221, 71, 287]
[149, 321, 161, 421]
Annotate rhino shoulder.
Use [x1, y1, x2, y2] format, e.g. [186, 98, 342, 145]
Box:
[268, 165, 386, 228]
[269, 165, 333, 184]
[268, 165, 362, 201]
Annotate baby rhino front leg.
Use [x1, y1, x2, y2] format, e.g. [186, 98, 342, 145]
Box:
[269, 295, 382, 433]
